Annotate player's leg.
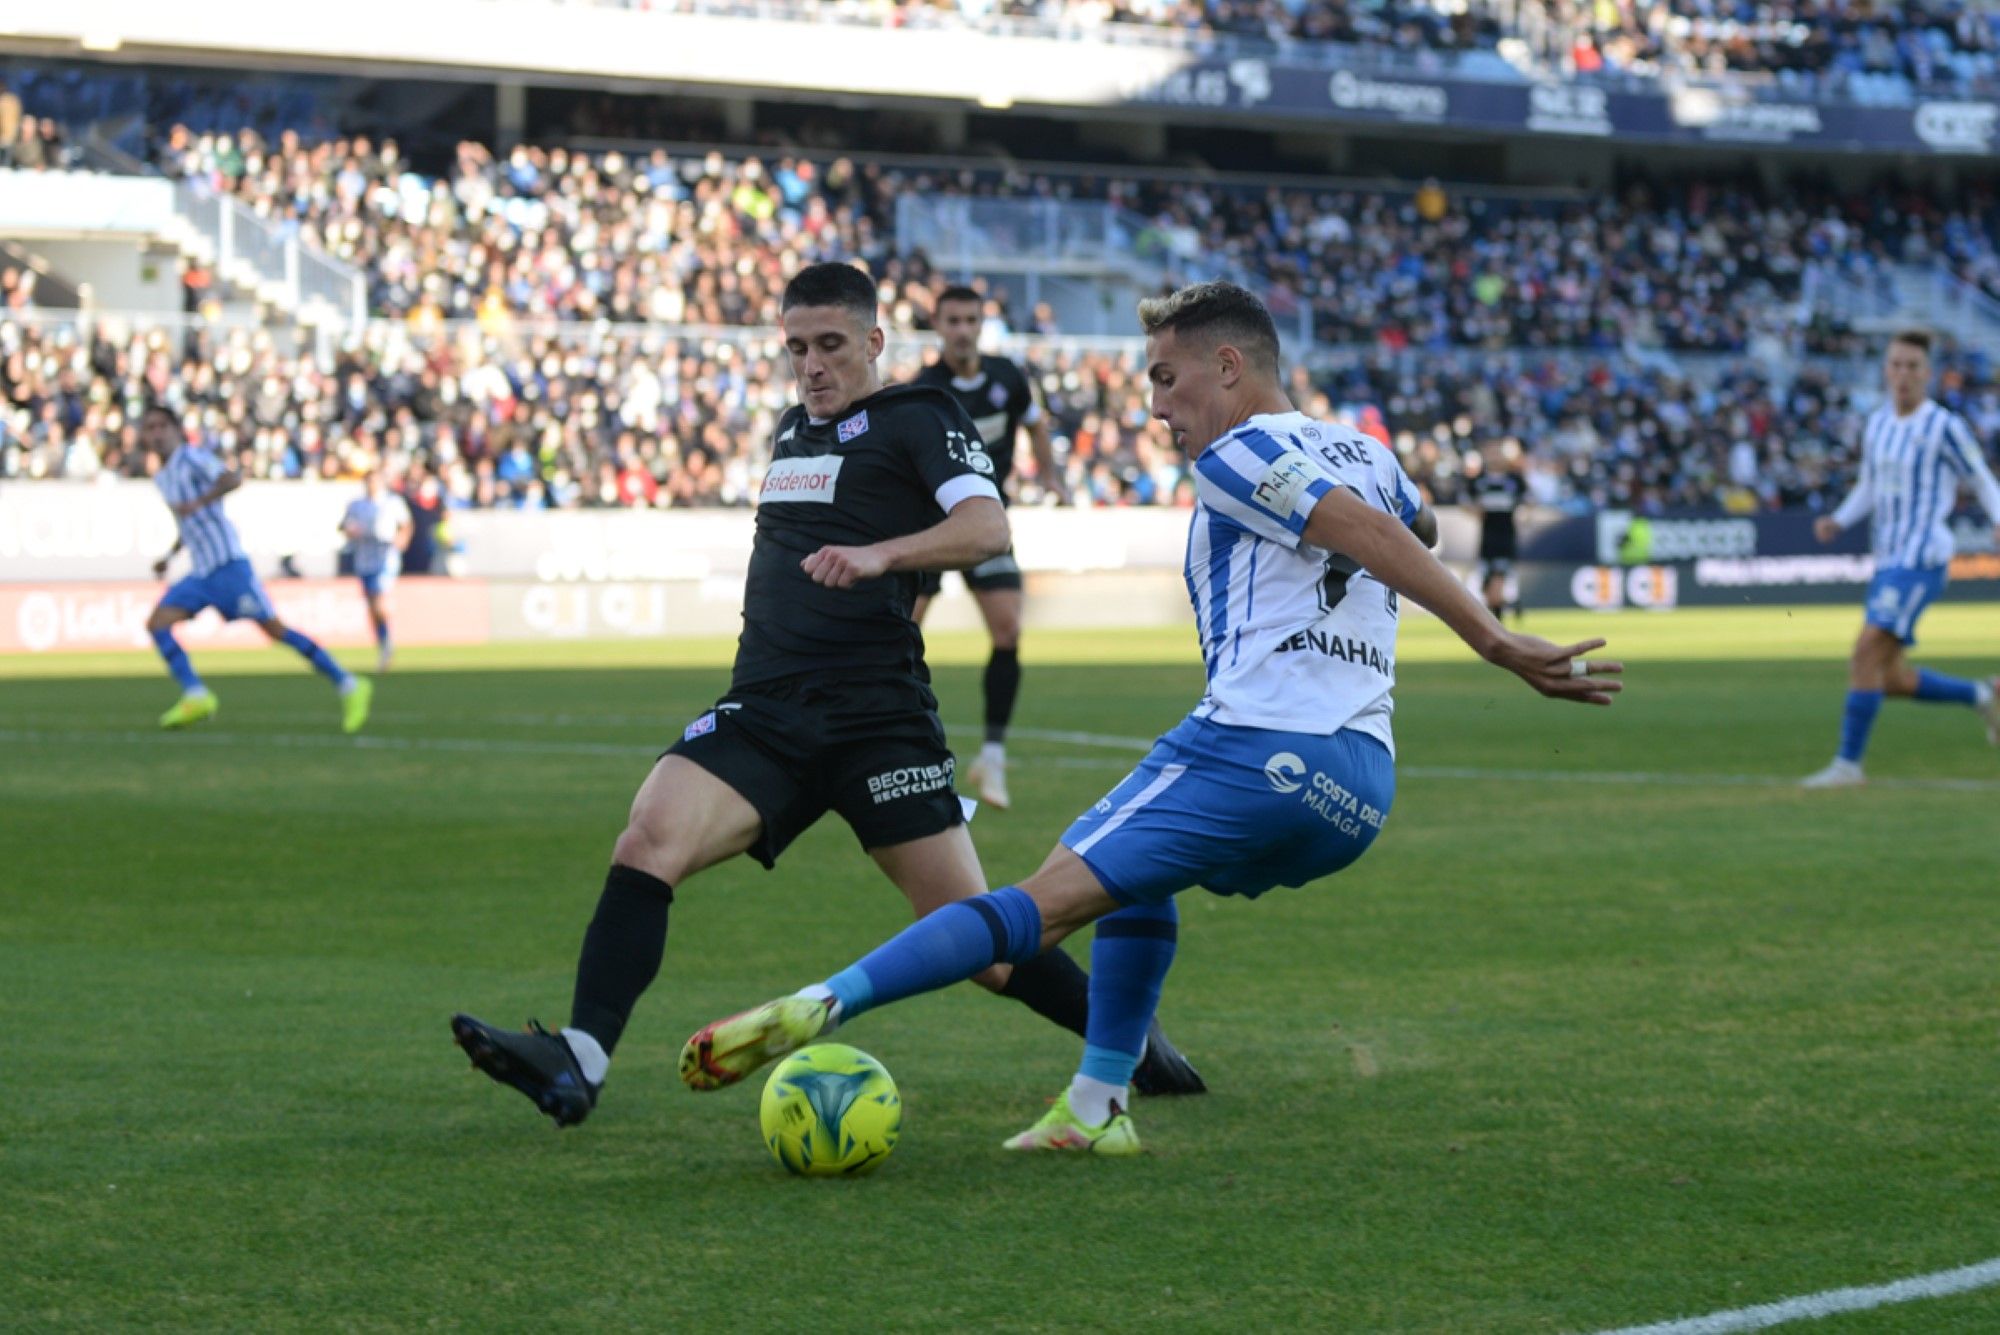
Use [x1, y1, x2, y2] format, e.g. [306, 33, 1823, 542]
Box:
[1881, 569, 1994, 727]
[869, 816, 1204, 1093]
[967, 576, 1024, 809]
[1481, 564, 1507, 621]
[453, 753, 767, 1126]
[362, 573, 393, 672]
[680, 841, 1119, 1092]
[257, 612, 371, 733]
[146, 598, 216, 728]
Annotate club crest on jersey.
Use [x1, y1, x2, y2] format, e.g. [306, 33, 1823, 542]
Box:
[684, 711, 717, 741]
[838, 411, 870, 443]
[761, 454, 843, 504]
[1253, 456, 1317, 515]
[988, 383, 1009, 408]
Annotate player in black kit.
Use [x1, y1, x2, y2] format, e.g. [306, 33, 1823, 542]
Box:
[452, 263, 1202, 1126]
[1464, 446, 1525, 622]
[910, 286, 1068, 810]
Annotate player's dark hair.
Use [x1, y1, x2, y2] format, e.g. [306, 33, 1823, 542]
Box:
[1890, 328, 1933, 356]
[1137, 281, 1281, 376]
[936, 284, 983, 312]
[141, 403, 182, 427]
[781, 262, 877, 326]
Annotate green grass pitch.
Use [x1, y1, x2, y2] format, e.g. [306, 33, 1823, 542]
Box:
[5, 607, 1998, 1332]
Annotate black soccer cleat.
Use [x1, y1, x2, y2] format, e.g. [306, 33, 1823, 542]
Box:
[451, 1014, 599, 1128]
[1131, 1016, 1207, 1096]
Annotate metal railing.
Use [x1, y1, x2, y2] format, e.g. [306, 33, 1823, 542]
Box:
[170, 180, 368, 329]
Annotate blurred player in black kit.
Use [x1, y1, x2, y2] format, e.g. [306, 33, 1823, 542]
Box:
[910, 286, 1068, 810]
[1464, 445, 1526, 622]
[453, 263, 1202, 1127]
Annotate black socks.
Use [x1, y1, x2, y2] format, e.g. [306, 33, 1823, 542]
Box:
[569, 864, 674, 1056]
[999, 944, 1091, 1038]
[983, 647, 1022, 744]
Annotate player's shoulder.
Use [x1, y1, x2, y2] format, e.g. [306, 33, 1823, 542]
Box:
[860, 383, 977, 434]
[982, 353, 1032, 389]
[909, 359, 952, 387]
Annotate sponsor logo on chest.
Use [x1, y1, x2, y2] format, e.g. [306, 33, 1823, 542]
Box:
[761, 454, 844, 504]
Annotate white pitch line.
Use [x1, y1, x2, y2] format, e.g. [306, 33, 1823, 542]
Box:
[4, 723, 1999, 793]
[1589, 1255, 2000, 1334]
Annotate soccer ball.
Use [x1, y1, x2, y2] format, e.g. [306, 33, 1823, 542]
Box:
[759, 1043, 902, 1177]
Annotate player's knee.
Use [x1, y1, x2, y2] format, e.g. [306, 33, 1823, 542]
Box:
[612, 823, 689, 884]
[258, 617, 289, 640]
[145, 606, 177, 633]
[969, 963, 1010, 993]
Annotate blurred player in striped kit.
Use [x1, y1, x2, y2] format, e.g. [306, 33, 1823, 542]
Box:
[143, 404, 373, 734]
[340, 467, 412, 673]
[1803, 330, 2000, 788]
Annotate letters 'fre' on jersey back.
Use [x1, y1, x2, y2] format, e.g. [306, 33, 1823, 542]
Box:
[1185, 411, 1425, 755]
[1849, 401, 2000, 569]
[156, 444, 248, 577]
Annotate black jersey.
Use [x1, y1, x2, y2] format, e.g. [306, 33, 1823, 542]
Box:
[733, 383, 1000, 691]
[911, 355, 1038, 493]
[1468, 469, 1525, 559]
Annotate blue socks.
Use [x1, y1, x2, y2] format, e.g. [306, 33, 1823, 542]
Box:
[372, 616, 391, 654]
[826, 886, 1043, 1022]
[1913, 668, 1979, 706]
[1078, 900, 1179, 1088]
[1837, 689, 1883, 763]
[280, 628, 353, 690]
[151, 627, 203, 693]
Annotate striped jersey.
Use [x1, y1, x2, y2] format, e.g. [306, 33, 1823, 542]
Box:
[155, 443, 247, 577]
[341, 493, 412, 577]
[1185, 410, 1424, 754]
[1833, 399, 2000, 570]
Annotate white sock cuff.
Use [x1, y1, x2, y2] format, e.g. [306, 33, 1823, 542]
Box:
[561, 1027, 610, 1085]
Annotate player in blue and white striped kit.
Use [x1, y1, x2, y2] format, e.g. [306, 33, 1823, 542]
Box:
[677, 283, 1624, 1154]
[339, 468, 412, 674]
[1802, 330, 2000, 788]
[143, 405, 374, 733]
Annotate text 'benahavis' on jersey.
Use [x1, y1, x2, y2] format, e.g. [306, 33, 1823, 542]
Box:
[735, 384, 1001, 690]
[911, 355, 1040, 495]
[1185, 411, 1426, 756]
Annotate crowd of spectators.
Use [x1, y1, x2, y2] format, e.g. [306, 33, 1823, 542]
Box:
[574, 0, 2000, 93]
[9, 310, 1999, 520]
[151, 127, 1972, 358]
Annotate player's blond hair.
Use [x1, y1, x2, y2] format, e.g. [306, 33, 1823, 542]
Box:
[1137, 282, 1281, 375]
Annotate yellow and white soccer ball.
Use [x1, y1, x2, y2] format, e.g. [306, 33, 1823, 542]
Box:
[759, 1043, 901, 1177]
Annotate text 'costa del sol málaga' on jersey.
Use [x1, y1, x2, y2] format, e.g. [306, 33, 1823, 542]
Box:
[1183, 411, 1425, 757]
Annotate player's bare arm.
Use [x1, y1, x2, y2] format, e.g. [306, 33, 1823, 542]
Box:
[152, 537, 183, 578]
[173, 470, 242, 518]
[1409, 503, 1439, 549]
[1028, 417, 1069, 504]
[1304, 487, 1622, 705]
[801, 496, 1009, 589]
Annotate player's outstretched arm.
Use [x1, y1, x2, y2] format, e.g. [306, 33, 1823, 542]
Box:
[801, 496, 1009, 589]
[1304, 488, 1622, 706]
[152, 537, 183, 579]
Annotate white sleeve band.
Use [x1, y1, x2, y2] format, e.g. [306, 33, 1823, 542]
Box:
[936, 474, 1002, 513]
[1022, 401, 1045, 427]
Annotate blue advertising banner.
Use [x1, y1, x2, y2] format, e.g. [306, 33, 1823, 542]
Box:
[1122, 56, 1999, 157]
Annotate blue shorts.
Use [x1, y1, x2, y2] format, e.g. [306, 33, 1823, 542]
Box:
[358, 569, 396, 597]
[161, 558, 276, 623]
[1061, 715, 1395, 905]
[1863, 565, 1947, 646]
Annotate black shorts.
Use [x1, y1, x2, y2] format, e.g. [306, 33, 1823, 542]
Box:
[667, 674, 962, 868]
[915, 550, 1024, 598]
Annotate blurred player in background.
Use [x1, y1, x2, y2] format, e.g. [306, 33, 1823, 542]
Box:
[1803, 330, 2000, 788]
[143, 405, 373, 733]
[1463, 444, 1524, 623]
[909, 285, 1068, 810]
[451, 263, 1202, 1131]
[340, 467, 412, 673]
[678, 282, 1620, 1155]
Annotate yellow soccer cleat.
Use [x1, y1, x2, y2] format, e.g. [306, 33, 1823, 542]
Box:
[680, 995, 833, 1091]
[341, 677, 375, 735]
[160, 691, 219, 730]
[1003, 1090, 1142, 1156]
